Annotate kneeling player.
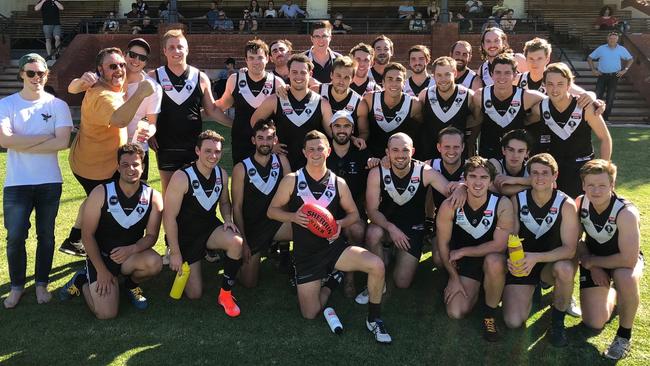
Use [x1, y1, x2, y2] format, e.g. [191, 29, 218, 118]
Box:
[502, 154, 579, 347]
[268, 130, 391, 344]
[59, 144, 163, 319]
[489, 129, 532, 196]
[163, 131, 244, 317]
[577, 160, 643, 360]
[436, 156, 514, 341]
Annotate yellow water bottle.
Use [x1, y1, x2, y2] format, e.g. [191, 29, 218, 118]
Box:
[508, 235, 526, 277]
[170, 262, 190, 299]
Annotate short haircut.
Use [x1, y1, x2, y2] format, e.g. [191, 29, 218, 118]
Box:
[162, 29, 186, 49]
[95, 47, 123, 71]
[225, 57, 236, 65]
[438, 126, 465, 143]
[387, 132, 413, 147]
[608, 31, 620, 38]
[349, 42, 374, 58]
[253, 119, 276, 135]
[196, 130, 225, 149]
[311, 20, 333, 34]
[117, 143, 145, 163]
[526, 153, 558, 175]
[480, 27, 509, 60]
[303, 130, 330, 148]
[288, 54, 314, 72]
[489, 53, 517, 74]
[372, 35, 393, 52]
[332, 55, 357, 74]
[450, 40, 472, 55]
[244, 39, 270, 58]
[463, 156, 497, 181]
[524, 37, 552, 57]
[432, 56, 457, 73]
[408, 45, 431, 62]
[270, 39, 293, 53]
[500, 129, 532, 150]
[580, 159, 617, 184]
[382, 62, 407, 80]
[544, 62, 575, 84]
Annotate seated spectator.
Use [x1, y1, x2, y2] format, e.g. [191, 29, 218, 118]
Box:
[500, 9, 516, 32]
[465, 0, 483, 16]
[332, 13, 352, 34]
[398, 1, 416, 19]
[126, 4, 142, 34]
[102, 11, 120, 33]
[409, 12, 427, 32]
[158, 1, 170, 23]
[492, 0, 508, 18]
[135, 0, 148, 17]
[239, 8, 258, 33]
[481, 16, 501, 33]
[264, 1, 278, 18]
[206, 1, 221, 29]
[249, 0, 262, 18]
[215, 10, 234, 32]
[218, 57, 237, 81]
[427, 0, 440, 22]
[279, 0, 306, 18]
[139, 16, 157, 34]
[593, 5, 629, 33]
[453, 11, 473, 32]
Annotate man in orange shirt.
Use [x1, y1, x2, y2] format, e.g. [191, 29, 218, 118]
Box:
[60, 47, 154, 256]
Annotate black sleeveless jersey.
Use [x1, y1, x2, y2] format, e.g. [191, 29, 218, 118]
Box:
[319, 84, 362, 136]
[479, 86, 527, 159]
[517, 72, 545, 94]
[155, 65, 204, 153]
[95, 181, 153, 253]
[367, 92, 418, 158]
[419, 85, 471, 160]
[456, 68, 478, 89]
[580, 193, 632, 257]
[515, 189, 566, 253]
[495, 158, 527, 177]
[379, 162, 427, 227]
[274, 91, 324, 169]
[273, 70, 290, 84]
[232, 71, 278, 161]
[327, 144, 371, 213]
[242, 154, 283, 226]
[537, 97, 593, 161]
[428, 158, 464, 209]
[287, 169, 343, 262]
[403, 76, 435, 97]
[177, 163, 223, 238]
[305, 48, 342, 84]
[371, 67, 384, 87]
[350, 77, 380, 96]
[451, 193, 502, 250]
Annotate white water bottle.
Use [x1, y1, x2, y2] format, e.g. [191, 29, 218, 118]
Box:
[323, 307, 343, 334]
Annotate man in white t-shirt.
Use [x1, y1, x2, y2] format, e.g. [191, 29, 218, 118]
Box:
[0, 53, 73, 308]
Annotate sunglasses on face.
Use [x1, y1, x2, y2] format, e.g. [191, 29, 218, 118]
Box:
[108, 63, 127, 70]
[24, 70, 47, 78]
[127, 50, 149, 62]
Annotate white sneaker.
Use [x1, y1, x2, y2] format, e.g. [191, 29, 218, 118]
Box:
[162, 247, 170, 266]
[355, 285, 387, 305]
[603, 335, 631, 360]
[567, 297, 582, 318]
[366, 318, 392, 344]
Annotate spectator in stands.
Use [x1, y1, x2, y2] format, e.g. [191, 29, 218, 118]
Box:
[492, 0, 508, 18]
[139, 16, 157, 34]
[587, 32, 634, 122]
[465, 0, 483, 16]
[279, 0, 306, 18]
[332, 13, 352, 34]
[427, 0, 440, 22]
[126, 4, 142, 34]
[158, 1, 170, 22]
[249, 0, 262, 18]
[500, 9, 516, 32]
[398, 1, 416, 19]
[135, 0, 149, 17]
[218, 58, 237, 81]
[0, 53, 73, 309]
[206, 1, 221, 29]
[409, 12, 427, 32]
[35, 0, 63, 60]
[102, 11, 120, 33]
[593, 6, 630, 33]
[481, 16, 501, 33]
[239, 8, 258, 33]
[453, 10, 473, 32]
[265, 1, 278, 18]
[215, 10, 235, 32]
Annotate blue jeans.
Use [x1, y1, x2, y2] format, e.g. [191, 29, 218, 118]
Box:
[595, 73, 620, 121]
[4, 183, 62, 290]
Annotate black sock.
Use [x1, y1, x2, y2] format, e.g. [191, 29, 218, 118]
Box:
[368, 302, 381, 322]
[324, 273, 341, 291]
[69, 228, 82, 243]
[221, 255, 242, 291]
[278, 241, 290, 258]
[74, 271, 88, 288]
[617, 326, 632, 340]
[484, 302, 497, 319]
[124, 276, 139, 290]
[551, 306, 566, 328]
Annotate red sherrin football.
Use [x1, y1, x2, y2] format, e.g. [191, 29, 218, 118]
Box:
[300, 202, 338, 239]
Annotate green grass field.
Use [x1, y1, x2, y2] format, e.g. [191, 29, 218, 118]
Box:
[0, 126, 648, 365]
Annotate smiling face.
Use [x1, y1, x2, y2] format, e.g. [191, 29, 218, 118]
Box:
[21, 61, 48, 93]
[163, 36, 189, 67]
[289, 61, 310, 91]
[383, 69, 405, 98]
[331, 119, 353, 145]
[386, 135, 414, 171]
[465, 166, 492, 198]
[529, 162, 556, 192]
[303, 138, 331, 166]
[330, 65, 353, 94]
[246, 47, 269, 77]
[373, 40, 392, 66]
[98, 52, 126, 89]
[544, 71, 571, 101]
[118, 153, 144, 184]
[126, 45, 148, 73]
[451, 43, 471, 72]
[409, 51, 428, 75]
[252, 128, 276, 155]
[482, 31, 505, 59]
[437, 133, 464, 166]
[195, 139, 223, 170]
[433, 64, 456, 93]
[492, 63, 515, 91]
[311, 27, 331, 50]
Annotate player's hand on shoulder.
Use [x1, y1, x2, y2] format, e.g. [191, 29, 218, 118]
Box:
[366, 157, 381, 169]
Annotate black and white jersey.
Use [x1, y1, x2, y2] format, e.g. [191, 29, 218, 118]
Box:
[379, 161, 427, 228]
[494, 158, 528, 178]
[456, 68, 478, 89]
[403, 76, 436, 97]
[319, 83, 362, 136]
[537, 96, 593, 162]
[515, 189, 566, 253]
[304, 47, 342, 84]
[327, 144, 371, 214]
[367, 92, 417, 158]
[350, 76, 381, 96]
[451, 192, 502, 250]
[370, 67, 384, 88]
[478, 61, 494, 87]
[517, 72, 546, 94]
[579, 193, 632, 257]
[428, 158, 464, 209]
[242, 154, 284, 225]
[479, 86, 527, 159]
[177, 163, 223, 237]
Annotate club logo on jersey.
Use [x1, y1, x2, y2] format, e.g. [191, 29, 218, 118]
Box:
[185, 84, 193, 91]
[608, 216, 616, 223]
[430, 97, 438, 104]
[375, 115, 384, 121]
[545, 216, 553, 224]
[511, 100, 520, 107]
[136, 206, 145, 215]
[395, 116, 402, 123]
[305, 108, 312, 115]
[455, 97, 463, 104]
[215, 178, 222, 185]
[248, 168, 257, 176]
[325, 190, 333, 198]
[264, 82, 273, 89]
[262, 89, 270, 95]
[459, 89, 467, 95]
[345, 105, 354, 112]
[139, 197, 149, 205]
[163, 85, 173, 91]
[411, 176, 420, 184]
[482, 218, 490, 227]
[383, 175, 392, 185]
[485, 100, 493, 108]
[605, 225, 614, 233]
[109, 195, 118, 205]
[543, 111, 551, 119]
[41, 113, 52, 122]
[521, 205, 530, 215]
[283, 108, 293, 115]
[192, 180, 200, 189]
[508, 108, 517, 115]
[572, 112, 582, 119]
[550, 207, 558, 214]
[272, 162, 280, 169]
[521, 80, 528, 87]
[298, 181, 307, 190]
[568, 120, 576, 128]
[239, 80, 247, 88]
[580, 208, 589, 218]
[407, 185, 416, 193]
[484, 210, 493, 217]
[271, 170, 278, 178]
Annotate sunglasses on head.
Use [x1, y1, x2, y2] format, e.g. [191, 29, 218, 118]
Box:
[128, 50, 149, 62]
[24, 70, 46, 78]
[108, 63, 127, 70]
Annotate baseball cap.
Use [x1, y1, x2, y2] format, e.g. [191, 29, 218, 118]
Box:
[127, 38, 151, 54]
[18, 53, 48, 71]
[330, 110, 354, 125]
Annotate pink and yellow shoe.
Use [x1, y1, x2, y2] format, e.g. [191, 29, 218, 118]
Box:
[218, 289, 241, 317]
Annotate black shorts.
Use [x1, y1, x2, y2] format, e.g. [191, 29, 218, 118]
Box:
[506, 262, 546, 286]
[74, 171, 119, 196]
[391, 222, 426, 259]
[140, 150, 150, 182]
[580, 254, 644, 289]
[557, 157, 591, 198]
[85, 252, 121, 284]
[456, 256, 485, 282]
[294, 238, 348, 285]
[245, 219, 283, 255]
[179, 219, 222, 265]
[156, 149, 197, 172]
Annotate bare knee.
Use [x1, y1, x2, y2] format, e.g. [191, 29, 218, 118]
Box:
[483, 253, 505, 277]
[300, 307, 320, 320]
[446, 306, 469, 320]
[144, 254, 163, 275]
[94, 309, 118, 320]
[365, 225, 384, 247]
[553, 260, 575, 284]
[367, 256, 385, 278]
[393, 273, 412, 289]
[504, 313, 525, 329]
[185, 286, 202, 300]
[582, 316, 606, 331]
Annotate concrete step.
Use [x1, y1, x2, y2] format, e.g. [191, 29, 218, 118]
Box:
[0, 74, 19, 81]
[578, 84, 639, 92]
[0, 81, 22, 88]
[610, 108, 650, 116]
